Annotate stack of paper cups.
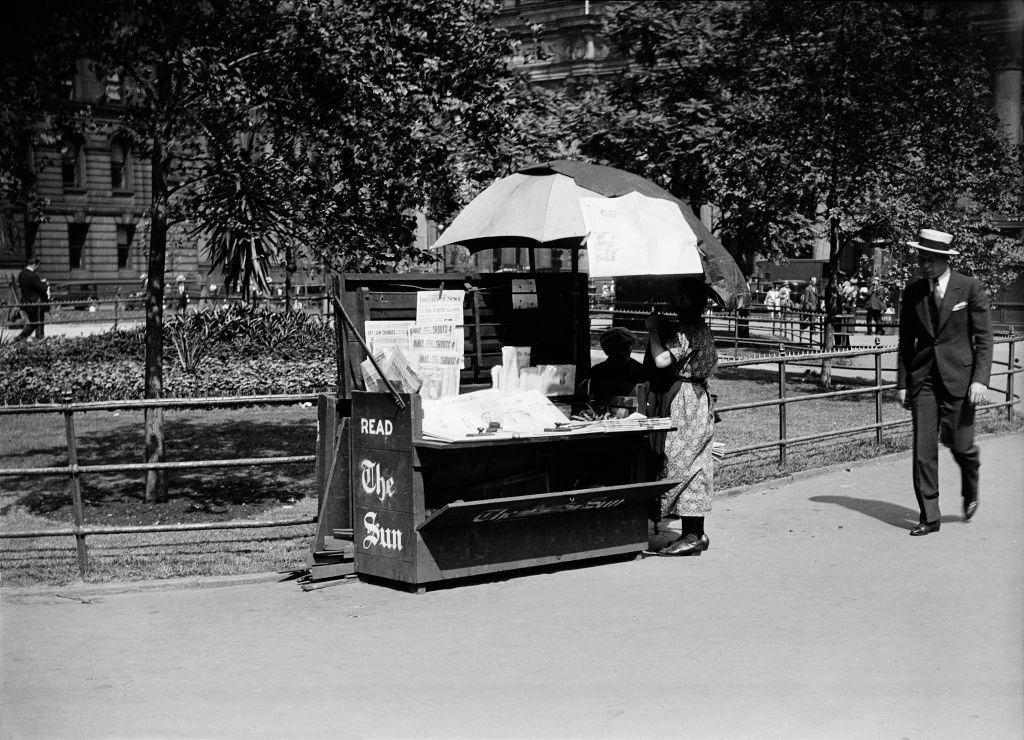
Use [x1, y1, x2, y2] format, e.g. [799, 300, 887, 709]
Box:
[501, 346, 520, 393]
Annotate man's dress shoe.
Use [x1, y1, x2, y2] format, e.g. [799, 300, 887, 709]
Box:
[964, 500, 978, 522]
[910, 521, 941, 536]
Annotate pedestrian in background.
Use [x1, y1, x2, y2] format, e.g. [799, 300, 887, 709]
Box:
[896, 229, 993, 536]
[14, 257, 48, 342]
[764, 283, 781, 333]
[799, 277, 820, 344]
[778, 282, 793, 337]
[864, 281, 887, 335]
[175, 275, 190, 315]
[831, 272, 852, 349]
[644, 276, 718, 557]
[842, 275, 859, 337]
[778, 282, 792, 309]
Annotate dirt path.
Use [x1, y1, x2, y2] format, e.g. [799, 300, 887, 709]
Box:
[3, 434, 1022, 739]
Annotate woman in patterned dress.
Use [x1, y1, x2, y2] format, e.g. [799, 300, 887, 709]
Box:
[644, 276, 719, 557]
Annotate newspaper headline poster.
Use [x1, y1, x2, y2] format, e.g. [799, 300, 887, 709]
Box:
[410, 323, 463, 399]
[361, 291, 467, 400]
[415, 290, 465, 325]
[364, 320, 415, 356]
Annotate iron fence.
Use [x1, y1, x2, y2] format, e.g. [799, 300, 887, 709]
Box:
[594, 303, 1023, 353]
[0, 393, 322, 578]
[714, 336, 1021, 468]
[2, 337, 1020, 580]
[2, 291, 334, 333]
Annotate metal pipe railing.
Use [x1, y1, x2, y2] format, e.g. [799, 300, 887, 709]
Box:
[0, 392, 322, 579]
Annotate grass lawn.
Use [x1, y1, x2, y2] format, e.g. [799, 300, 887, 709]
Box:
[2, 371, 1020, 587]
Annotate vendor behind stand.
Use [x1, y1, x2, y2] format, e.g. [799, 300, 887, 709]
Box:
[644, 276, 719, 557]
[590, 327, 647, 393]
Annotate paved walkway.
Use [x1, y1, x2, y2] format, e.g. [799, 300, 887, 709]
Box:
[2, 434, 1022, 739]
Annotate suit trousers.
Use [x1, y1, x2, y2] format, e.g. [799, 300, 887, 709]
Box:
[14, 304, 45, 341]
[910, 369, 979, 523]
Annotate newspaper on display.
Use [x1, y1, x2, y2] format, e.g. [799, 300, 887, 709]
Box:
[362, 289, 466, 399]
[420, 388, 673, 443]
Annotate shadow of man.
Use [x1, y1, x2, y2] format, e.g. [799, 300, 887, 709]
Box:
[809, 495, 960, 531]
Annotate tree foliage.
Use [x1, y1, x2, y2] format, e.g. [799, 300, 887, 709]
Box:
[591, 1, 1023, 306]
[3, 0, 536, 499]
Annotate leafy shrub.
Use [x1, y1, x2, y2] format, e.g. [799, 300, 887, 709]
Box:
[0, 309, 336, 404]
[0, 361, 145, 404]
[165, 310, 242, 374]
[0, 328, 145, 368]
[0, 357, 335, 404]
[162, 305, 333, 364]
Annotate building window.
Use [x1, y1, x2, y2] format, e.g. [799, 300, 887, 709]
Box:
[61, 136, 85, 190]
[110, 138, 131, 191]
[104, 73, 122, 102]
[68, 223, 89, 268]
[116, 224, 135, 268]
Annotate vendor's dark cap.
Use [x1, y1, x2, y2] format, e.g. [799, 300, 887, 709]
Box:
[908, 228, 958, 256]
[600, 327, 636, 349]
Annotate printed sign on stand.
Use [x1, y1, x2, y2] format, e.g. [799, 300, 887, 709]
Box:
[580, 193, 702, 278]
[511, 279, 538, 310]
[364, 320, 414, 356]
[416, 290, 465, 325]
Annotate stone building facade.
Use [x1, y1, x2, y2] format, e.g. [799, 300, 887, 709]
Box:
[1, 60, 170, 301]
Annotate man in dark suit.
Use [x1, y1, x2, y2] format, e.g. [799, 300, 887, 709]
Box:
[14, 257, 49, 342]
[897, 229, 993, 535]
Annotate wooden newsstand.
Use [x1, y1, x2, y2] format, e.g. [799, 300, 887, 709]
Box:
[313, 271, 676, 591]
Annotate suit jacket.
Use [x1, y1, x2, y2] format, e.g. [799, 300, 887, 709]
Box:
[18, 268, 48, 303]
[897, 271, 993, 398]
[800, 285, 818, 312]
[864, 291, 887, 312]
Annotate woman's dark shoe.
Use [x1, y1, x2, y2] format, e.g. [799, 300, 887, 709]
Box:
[658, 534, 703, 556]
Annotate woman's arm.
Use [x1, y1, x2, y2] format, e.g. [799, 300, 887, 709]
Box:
[644, 313, 674, 369]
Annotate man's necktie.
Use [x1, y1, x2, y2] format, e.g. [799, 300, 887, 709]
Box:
[931, 279, 943, 330]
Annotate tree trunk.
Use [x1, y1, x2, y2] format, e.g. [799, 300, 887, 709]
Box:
[284, 239, 293, 314]
[143, 225, 167, 501]
[819, 215, 841, 388]
[144, 67, 170, 504]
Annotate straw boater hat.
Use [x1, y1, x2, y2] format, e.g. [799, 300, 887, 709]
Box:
[907, 228, 959, 256]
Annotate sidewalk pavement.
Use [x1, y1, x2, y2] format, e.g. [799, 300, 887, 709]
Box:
[3, 434, 1021, 739]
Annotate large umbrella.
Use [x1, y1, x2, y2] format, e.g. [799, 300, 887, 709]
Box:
[432, 160, 749, 309]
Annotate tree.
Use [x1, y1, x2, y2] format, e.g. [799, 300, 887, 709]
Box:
[591, 1, 1023, 380]
[5, 0, 530, 501]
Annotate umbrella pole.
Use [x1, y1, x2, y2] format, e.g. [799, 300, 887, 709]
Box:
[571, 242, 581, 376]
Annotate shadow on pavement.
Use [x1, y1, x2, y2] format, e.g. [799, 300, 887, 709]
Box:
[809, 494, 961, 530]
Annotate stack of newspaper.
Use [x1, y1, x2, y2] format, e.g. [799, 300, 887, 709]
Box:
[420, 389, 570, 442]
[421, 389, 673, 443]
[360, 347, 423, 394]
[361, 289, 466, 399]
